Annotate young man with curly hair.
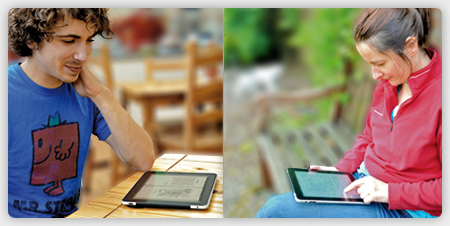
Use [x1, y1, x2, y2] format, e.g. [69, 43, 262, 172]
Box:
[8, 8, 155, 218]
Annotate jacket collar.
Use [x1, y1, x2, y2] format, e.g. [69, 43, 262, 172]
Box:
[381, 48, 441, 97]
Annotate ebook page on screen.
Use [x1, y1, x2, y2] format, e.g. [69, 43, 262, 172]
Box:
[133, 175, 207, 201]
[295, 171, 355, 198]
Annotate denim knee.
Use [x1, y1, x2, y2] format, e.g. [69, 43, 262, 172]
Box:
[255, 193, 294, 218]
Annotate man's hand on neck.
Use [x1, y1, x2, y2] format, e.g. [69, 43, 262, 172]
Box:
[72, 66, 106, 100]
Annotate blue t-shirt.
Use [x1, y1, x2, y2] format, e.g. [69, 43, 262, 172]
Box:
[8, 64, 111, 218]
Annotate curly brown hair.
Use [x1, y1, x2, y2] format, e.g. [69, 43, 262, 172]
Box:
[8, 8, 113, 57]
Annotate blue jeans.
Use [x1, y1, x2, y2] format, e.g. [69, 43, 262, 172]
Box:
[255, 172, 411, 218]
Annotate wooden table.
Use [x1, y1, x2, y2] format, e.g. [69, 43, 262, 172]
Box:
[120, 81, 186, 132]
[68, 154, 223, 218]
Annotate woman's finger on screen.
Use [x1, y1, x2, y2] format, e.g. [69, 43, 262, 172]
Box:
[343, 178, 365, 193]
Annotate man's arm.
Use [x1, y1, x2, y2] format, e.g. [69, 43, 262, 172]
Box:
[74, 66, 155, 171]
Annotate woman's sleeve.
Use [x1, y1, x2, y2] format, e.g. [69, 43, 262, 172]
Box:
[334, 109, 373, 173]
[389, 178, 441, 214]
[388, 118, 442, 215]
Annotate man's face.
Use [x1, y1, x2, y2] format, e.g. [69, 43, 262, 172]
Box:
[31, 19, 95, 87]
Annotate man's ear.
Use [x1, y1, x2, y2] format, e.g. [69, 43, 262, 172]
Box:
[26, 41, 37, 51]
[403, 36, 418, 58]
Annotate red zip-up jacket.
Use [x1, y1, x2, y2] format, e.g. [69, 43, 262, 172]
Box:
[335, 49, 442, 217]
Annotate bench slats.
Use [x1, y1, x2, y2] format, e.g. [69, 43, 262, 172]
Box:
[257, 134, 292, 194]
[322, 123, 351, 157]
[292, 130, 322, 166]
[255, 76, 377, 193]
[279, 130, 302, 168]
[307, 126, 340, 165]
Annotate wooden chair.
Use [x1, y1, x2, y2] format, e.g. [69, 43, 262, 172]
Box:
[144, 57, 185, 85]
[87, 43, 115, 92]
[83, 43, 126, 193]
[119, 55, 187, 158]
[143, 56, 187, 133]
[254, 63, 377, 194]
[158, 40, 223, 154]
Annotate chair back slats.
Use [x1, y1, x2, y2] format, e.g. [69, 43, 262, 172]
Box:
[87, 43, 115, 92]
[145, 58, 186, 83]
[183, 40, 223, 151]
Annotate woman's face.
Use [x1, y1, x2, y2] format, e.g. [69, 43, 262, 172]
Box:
[356, 42, 411, 86]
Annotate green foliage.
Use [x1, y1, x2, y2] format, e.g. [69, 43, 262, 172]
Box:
[224, 9, 272, 66]
[271, 9, 368, 129]
[288, 8, 365, 87]
[225, 9, 370, 134]
[225, 8, 366, 81]
[277, 8, 300, 34]
[273, 98, 334, 131]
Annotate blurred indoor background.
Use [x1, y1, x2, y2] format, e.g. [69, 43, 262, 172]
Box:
[223, 8, 441, 218]
[8, 8, 224, 209]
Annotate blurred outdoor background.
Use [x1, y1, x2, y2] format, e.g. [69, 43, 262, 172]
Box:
[9, 8, 224, 209]
[223, 8, 441, 218]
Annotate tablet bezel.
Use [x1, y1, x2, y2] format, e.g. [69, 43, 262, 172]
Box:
[287, 168, 366, 204]
[122, 171, 217, 209]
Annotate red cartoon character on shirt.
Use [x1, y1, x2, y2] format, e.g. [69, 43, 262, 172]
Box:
[30, 112, 79, 196]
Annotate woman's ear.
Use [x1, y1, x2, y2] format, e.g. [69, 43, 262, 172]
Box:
[403, 36, 418, 58]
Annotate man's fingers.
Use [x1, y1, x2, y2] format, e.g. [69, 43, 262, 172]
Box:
[344, 178, 365, 193]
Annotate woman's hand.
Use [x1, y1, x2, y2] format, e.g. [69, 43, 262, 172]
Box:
[309, 165, 338, 171]
[344, 176, 389, 204]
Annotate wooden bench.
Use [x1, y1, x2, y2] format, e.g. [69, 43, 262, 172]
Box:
[255, 69, 377, 194]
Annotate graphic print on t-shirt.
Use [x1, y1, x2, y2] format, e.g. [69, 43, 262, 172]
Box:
[30, 112, 80, 196]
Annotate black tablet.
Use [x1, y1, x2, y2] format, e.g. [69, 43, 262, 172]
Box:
[287, 168, 367, 204]
[122, 171, 217, 209]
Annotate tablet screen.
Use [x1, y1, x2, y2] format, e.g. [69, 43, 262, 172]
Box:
[122, 171, 217, 208]
[294, 170, 357, 199]
[133, 174, 208, 201]
[288, 168, 364, 203]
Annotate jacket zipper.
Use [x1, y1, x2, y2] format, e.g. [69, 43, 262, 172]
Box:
[390, 97, 413, 131]
[386, 86, 396, 132]
[386, 83, 415, 132]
